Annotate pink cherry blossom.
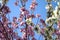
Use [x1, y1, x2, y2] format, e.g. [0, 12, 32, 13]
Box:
[30, 0, 37, 10]
[32, 37, 36, 40]
[13, 17, 17, 22]
[20, 7, 25, 12]
[12, 22, 18, 29]
[22, 32, 26, 39]
[0, 0, 59, 40]
[18, 18, 23, 22]
[20, 21, 25, 26]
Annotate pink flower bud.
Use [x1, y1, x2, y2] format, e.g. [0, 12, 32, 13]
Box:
[15, 2, 18, 6]
[20, 7, 25, 12]
[15, 0, 19, 6]
[31, 14, 35, 18]
[30, 5, 35, 10]
[36, 14, 40, 18]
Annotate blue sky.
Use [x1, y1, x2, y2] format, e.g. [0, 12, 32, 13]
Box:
[6, 0, 57, 40]
[7, 0, 47, 20]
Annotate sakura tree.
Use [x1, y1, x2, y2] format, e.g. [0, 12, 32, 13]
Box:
[0, 0, 60, 40]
